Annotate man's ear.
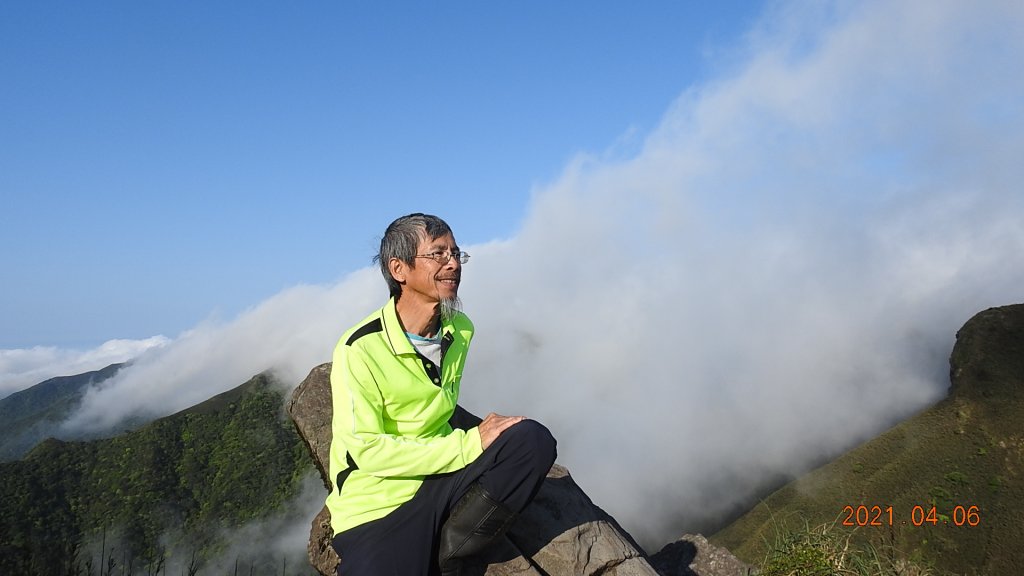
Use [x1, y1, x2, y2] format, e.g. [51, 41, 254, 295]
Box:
[388, 257, 408, 285]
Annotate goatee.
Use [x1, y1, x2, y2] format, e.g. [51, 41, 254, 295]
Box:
[439, 295, 462, 321]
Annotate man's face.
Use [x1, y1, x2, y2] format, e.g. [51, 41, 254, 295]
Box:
[401, 232, 462, 305]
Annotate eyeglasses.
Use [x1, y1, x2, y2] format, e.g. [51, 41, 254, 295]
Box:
[415, 250, 470, 265]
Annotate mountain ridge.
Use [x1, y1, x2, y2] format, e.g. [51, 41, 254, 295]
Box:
[0, 371, 314, 575]
[0, 363, 125, 461]
[711, 304, 1024, 575]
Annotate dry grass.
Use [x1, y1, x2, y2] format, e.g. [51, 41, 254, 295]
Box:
[759, 516, 937, 576]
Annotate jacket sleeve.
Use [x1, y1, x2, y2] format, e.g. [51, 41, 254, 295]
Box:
[449, 404, 484, 431]
[332, 344, 483, 477]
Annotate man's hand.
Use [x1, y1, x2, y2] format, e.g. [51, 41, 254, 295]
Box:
[478, 412, 525, 449]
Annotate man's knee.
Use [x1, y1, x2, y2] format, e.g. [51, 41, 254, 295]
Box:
[504, 419, 557, 470]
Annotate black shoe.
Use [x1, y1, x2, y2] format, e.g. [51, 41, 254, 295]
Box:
[438, 483, 518, 576]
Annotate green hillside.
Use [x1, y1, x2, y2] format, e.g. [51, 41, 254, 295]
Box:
[0, 363, 124, 461]
[712, 305, 1024, 575]
[0, 372, 314, 575]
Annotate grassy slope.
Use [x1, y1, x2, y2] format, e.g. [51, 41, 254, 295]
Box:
[711, 304, 1024, 576]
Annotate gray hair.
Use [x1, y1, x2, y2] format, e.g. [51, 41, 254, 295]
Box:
[375, 213, 453, 299]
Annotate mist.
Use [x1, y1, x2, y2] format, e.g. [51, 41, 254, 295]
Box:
[187, 472, 326, 575]
[458, 0, 1024, 544]
[31, 0, 1024, 552]
[75, 472, 325, 575]
[0, 336, 168, 399]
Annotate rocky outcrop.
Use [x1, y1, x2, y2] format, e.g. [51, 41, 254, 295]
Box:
[949, 303, 1024, 401]
[289, 363, 753, 576]
[289, 363, 334, 488]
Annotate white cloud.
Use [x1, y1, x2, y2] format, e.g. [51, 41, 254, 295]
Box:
[0, 336, 169, 399]
[56, 0, 1024, 552]
[458, 0, 1024, 546]
[62, 268, 382, 432]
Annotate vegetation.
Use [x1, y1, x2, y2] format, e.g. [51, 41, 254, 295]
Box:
[758, 516, 936, 576]
[0, 373, 315, 575]
[715, 305, 1024, 575]
[0, 363, 124, 462]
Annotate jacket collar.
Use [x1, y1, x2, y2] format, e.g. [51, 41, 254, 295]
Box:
[381, 297, 453, 356]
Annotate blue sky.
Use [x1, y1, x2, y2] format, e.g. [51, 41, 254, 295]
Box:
[1, 1, 760, 349]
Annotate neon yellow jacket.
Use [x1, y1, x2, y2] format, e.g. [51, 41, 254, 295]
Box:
[326, 298, 483, 534]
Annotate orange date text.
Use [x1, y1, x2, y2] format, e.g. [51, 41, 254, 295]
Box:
[840, 505, 980, 527]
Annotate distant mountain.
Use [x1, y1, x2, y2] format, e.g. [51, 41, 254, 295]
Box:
[0, 371, 314, 575]
[711, 304, 1024, 575]
[0, 363, 124, 462]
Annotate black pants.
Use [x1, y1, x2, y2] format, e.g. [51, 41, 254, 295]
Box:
[331, 420, 557, 576]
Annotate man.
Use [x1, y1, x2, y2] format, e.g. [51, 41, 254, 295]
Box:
[326, 213, 556, 575]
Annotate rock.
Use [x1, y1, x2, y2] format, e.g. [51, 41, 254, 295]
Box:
[289, 363, 749, 576]
[509, 464, 655, 575]
[306, 505, 337, 576]
[949, 304, 1024, 401]
[649, 534, 757, 576]
[289, 363, 334, 491]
